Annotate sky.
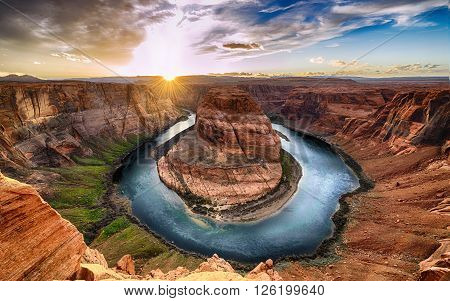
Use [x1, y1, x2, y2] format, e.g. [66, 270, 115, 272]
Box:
[0, 0, 448, 78]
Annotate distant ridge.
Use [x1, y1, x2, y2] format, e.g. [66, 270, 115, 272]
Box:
[0, 74, 44, 82]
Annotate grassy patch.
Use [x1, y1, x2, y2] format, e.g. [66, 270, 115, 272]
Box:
[58, 207, 107, 232]
[91, 223, 169, 266]
[141, 250, 203, 274]
[95, 216, 131, 244]
[43, 135, 146, 242]
[44, 130, 201, 272]
[47, 165, 108, 209]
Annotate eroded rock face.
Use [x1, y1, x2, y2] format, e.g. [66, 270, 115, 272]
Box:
[0, 172, 86, 280]
[280, 86, 398, 136]
[158, 87, 282, 208]
[341, 89, 449, 154]
[0, 82, 182, 169]
[419, 239, 450, 281]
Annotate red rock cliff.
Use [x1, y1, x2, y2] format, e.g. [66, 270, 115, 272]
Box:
[0, 82, 182, 168]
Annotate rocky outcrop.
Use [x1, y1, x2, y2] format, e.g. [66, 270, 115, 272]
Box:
[81, 247, 108, 269]
[77, 254, 283, 281]
[116, 254, 136, 275]
[158, 87, 284, 216]
[0, 172, 86, 280]
[0, 82, 182, 169]
[419, 239, 450, 281]
[341, 89, 449, 153]
[247, 259, 283, 281]
[194, 254, 235, 273]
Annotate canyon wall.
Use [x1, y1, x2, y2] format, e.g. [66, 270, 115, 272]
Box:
[278, 87, 449, 280]
[340, 89, 449, 153]
[0, 82, 182, 169]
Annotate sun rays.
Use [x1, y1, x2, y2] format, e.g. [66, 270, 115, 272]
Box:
[150, 76, 189, 101]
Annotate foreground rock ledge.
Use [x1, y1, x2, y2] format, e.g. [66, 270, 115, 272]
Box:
[157, 87, 297, 220]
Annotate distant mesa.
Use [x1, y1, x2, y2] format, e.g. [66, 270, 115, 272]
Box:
[157, 87, 300, 221]
[0, 74, 44, 82]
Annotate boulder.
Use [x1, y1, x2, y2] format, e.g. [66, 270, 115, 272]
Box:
[116, 254, 136, 275]
[246, 259, 282, 281]
[82, 247, 108, 269]
[195, 254, 235, 273]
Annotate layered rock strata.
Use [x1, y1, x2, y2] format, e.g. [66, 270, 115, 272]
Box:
[158, 87, 288, 218]
[0, 172, 86, 280]
[0, 82, 182, 169]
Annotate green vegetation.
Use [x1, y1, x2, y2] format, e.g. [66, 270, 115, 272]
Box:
[94, 216, 131, 244]
[281, 150, 294, 181]
[46, 130, 203, 272]
[92, 222, 169, 266]
[141, 250, 204, 274]
[58, 207, 107, 232]
[45, 135, 147, 240]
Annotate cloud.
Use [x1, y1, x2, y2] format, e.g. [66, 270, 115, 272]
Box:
[386, 63, 442, 73]
[222, 42, 261, 50]
[331, 0, 446, 27]
[328, 59, 360, 67]
[259, 3, 298, 14]
[179, 0, 447, 60]
[317, 61, 445, 76]
[325, 43, 340, 48]
[0, 0, 175, 64]
[50, 52, 92, 64]
[33, 61, 42, 65]
[310, 56, 325, 64]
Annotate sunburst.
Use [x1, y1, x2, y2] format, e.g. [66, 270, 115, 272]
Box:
[150, 75, 189, 101]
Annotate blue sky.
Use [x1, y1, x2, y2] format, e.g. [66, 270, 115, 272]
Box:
[0, 0, 448, 77]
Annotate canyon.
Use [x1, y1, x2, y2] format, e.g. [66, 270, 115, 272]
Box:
[0, 76, 448, 281]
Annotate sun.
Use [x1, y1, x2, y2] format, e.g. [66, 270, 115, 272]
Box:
[162, 73, 177, 81]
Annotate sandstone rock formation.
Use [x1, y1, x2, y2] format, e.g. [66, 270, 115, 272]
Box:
[81, 247, 108, 269]
[247, 259, 283, 281]
[281, 86, 394, 135]
[0, 82, 182, 169]
[116, 254, 136, 275]
[0, 172, 86, 280]
[194, 254, 235, 273]
[158, 87, 283, 212]
[341, 89, 449, 153]
[419, 239, 450, 281]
